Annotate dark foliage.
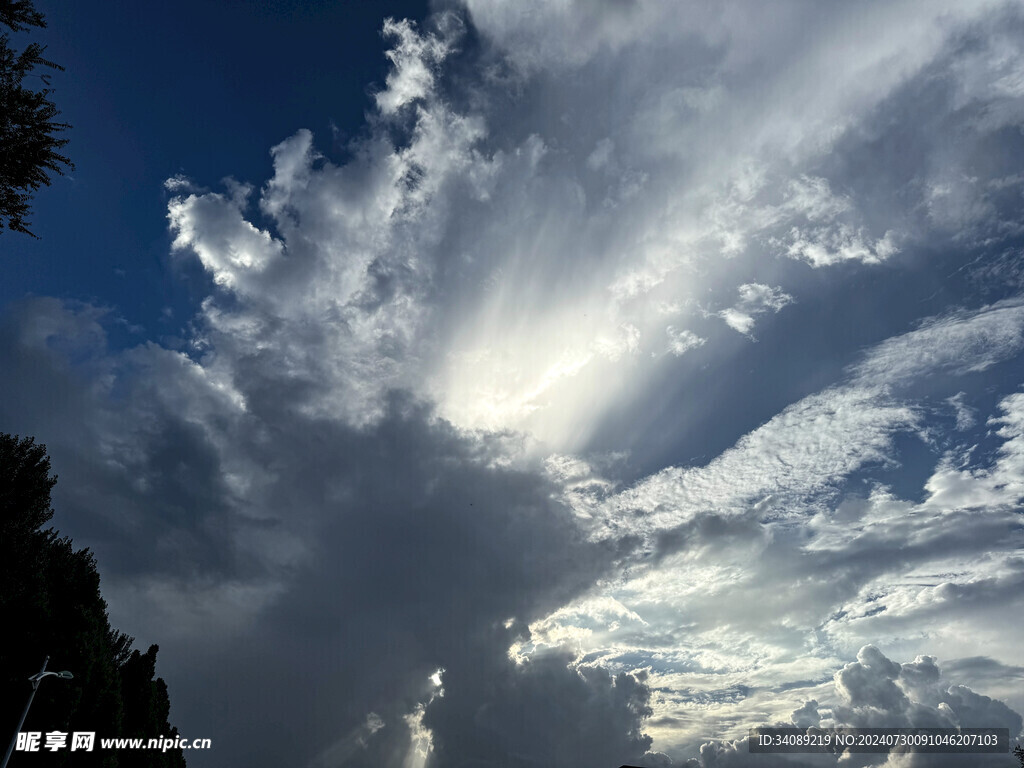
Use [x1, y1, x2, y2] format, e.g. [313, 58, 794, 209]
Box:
[0, 0, 73, 238]
[1014, 742, 1023, 767]
[0, 434, 186, 767]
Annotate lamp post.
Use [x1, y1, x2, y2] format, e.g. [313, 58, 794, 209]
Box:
[1, 656, 74, 768]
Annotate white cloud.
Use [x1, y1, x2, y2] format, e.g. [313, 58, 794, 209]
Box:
[851, 298, 1024, 386]
[162, 174, 194, 193]
[717, 283, 793, 337]
[946, 392, 976, 431]
[689, 646, 1024, 767]
[783, 225, 899, 268]
[374, 16, 457, 116]
[666, 326, 706, 357]
[919, 390, 1024, 513]
[168, 186, 284, 290]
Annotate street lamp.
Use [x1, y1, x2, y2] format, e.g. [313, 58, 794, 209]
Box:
[1, 656, 74, 768]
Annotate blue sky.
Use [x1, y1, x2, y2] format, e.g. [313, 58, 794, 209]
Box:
[3, 1, 1024, 767]
[4, 0, 428, 332]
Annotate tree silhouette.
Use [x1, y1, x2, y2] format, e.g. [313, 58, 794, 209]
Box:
[1013, 742, 1023, 767]
[0, 434, 186, 767]
[0, 0, 73, 238]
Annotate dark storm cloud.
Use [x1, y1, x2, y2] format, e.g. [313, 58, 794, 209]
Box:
[0, 296, 667, 767]
[0, 298, 250, 579]
[424, 647, 658, 767]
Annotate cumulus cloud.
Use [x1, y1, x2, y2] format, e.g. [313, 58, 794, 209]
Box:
[146, 0, 1015, 461]
[168, 182, 284, 289]
[5, 1, 1024, 767]
[677, 646, 1022, 767]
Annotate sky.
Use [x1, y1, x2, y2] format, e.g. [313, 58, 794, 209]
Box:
[2, 0, 1024, 766]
